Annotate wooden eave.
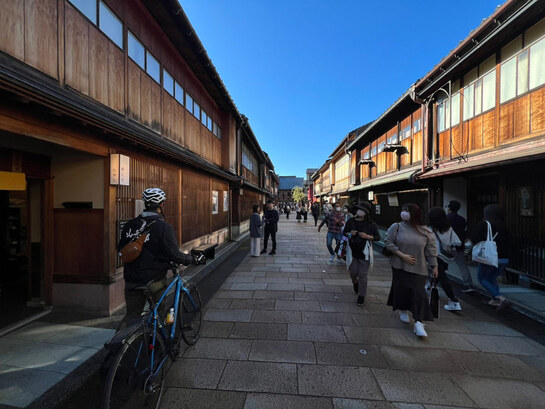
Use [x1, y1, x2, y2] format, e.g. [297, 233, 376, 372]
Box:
[141, 0, 242, 123]
[415, 0, 545, 99]
[347, 93, 419, 152]
[0, 52, 239, 182]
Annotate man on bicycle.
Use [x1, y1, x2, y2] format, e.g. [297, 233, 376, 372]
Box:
[117, 187, 195, 330]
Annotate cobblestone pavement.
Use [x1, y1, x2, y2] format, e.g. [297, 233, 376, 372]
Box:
[163, 217, 545, 409]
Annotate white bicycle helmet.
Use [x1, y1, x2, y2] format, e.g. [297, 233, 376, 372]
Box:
[143, 188, 166, 206]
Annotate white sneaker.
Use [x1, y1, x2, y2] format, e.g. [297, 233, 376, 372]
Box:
[444, 300, 462, 311]
[414, 321, 428, 337]
[399, 310, 410, 323]
[329, 255, 335, 263]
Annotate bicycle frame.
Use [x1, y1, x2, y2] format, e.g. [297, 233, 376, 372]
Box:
[145, 271, 199, 379]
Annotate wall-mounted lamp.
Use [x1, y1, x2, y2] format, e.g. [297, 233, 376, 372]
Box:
[368, 190, 374, 201]
[110, 154, 130, 185]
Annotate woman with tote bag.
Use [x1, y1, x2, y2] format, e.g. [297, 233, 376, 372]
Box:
[471, 204, 510, 311]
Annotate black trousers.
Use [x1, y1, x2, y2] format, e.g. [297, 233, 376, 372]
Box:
[312, 213, 319, 226]
[437, 258, 458, 301]
[263, 227, 276, 251]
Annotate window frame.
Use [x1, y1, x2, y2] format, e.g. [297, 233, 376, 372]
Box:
[163, 69, 174, 96]
[128, 31, 145, 70]
[98, 1, 123, 49]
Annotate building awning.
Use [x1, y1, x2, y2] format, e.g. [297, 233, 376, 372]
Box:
[418, 140, 545, 180]
[348, 167, 419, 192]
[0, 171, 26, 190]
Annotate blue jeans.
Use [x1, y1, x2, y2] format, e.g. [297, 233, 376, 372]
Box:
[477, 259, 508, 298]
[326, 232, 343, 256]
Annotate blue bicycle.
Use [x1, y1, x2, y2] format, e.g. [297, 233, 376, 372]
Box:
[102, 259, 204, 409]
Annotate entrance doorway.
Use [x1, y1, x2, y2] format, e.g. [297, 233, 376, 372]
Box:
[0, 179, 45, 329]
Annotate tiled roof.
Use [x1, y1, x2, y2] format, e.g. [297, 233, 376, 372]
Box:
[278, 176, 304, 190]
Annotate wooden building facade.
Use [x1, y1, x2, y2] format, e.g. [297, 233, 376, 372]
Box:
[313, 0, 545, 283]
[0, 0, 275, 324]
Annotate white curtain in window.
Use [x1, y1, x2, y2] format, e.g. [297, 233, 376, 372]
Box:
[482, 71, 496, 112]
[437, 102, 445, 132]
[451, 93, 460, 126]
[500, 57, 517, 103]
[463, 83, 474, 120]
[474, 79, 482, 116]
[518, 49, 529, 95]
[530, 38, 545, 90]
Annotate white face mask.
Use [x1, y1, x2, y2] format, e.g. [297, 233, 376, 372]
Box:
[400, 211, 411, 221]
[335, 207, 341, 212]
[356, 209, 365, 217]
[343, 208, 348, 213]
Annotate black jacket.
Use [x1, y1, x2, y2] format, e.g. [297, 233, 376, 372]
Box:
[447, 212, 467, 251]
[118, 211, 194, 285]
[263, 209, 279, 231]
[345, 218, 380, 259]
[471, 220, 510, 259]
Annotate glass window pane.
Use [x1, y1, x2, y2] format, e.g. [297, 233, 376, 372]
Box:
[482, 71, 496, 112]
[500, 57, 517, 103]
[146, 51, 160, 83]
[437, 102, 445, 132]
[175, 82, 184, 105]
[98, 2, 123, 48]
[445, 98, 450, 128]
[463, 83, 474, 120]
[413, 118, 421, 133]
[451, 93, 460, 126]
[207, 116, 212, 131]
[128, 32, 145, 69]
[186, 94, 193, 112]
[68, 0, 97, 24]
[217, 127, 222, 139]
[163, 69, 174, 96]
[518, 49, 529, 95]
[474, 79, 482, 116]
[194, 102, 200, 119]
[530, 38, 545, 90]
[201, 111, 207, 126]
[213, 122, 218, 136]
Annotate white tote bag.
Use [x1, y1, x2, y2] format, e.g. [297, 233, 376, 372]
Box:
[471, 221, 498, 267]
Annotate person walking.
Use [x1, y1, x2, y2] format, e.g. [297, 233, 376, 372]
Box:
[318, 203, 345, 263]
[471, 204, 510, 310]
[284, 204, 291, 219]
[384, 203, 438, 338]
[295, 203, 302, 223]
[302, 202, 308, 222]
[311, 202, 320, 226]
[250, 204, 262, 257]
[345, 203, 380, 306]
[427, 207, 463, 312]
[261, 200, 279, 255]
[446, 200, 473, 292]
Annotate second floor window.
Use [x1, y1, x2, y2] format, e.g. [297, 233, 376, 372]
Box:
[98, 2, 123, 49]
[128, 32, 145, 70]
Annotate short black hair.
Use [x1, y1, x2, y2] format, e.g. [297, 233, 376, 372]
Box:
[447, 200, 461, 212]
[253, 204, 260, 213]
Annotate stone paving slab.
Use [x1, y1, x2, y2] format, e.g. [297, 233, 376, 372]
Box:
[165, 358, 226, 389]
[288, 324, 347, 342]
[183, 338, 252, 360]
[380, 346, 464, 373]
[229, 299, 275, 310]
[275, 300, 322, 311]
[203, 308, 253, 322]
[200, 321, 234, 338]
[251, 309, 302, 324]
[372, 369, 475, 407]
[218, 360, 297, 393]
[315, 342, 390, 368]
[161, 388, 246, 409]
[253, 290, 294, 299]
[302, 311, 359, 325]
[453, 375, 545, 408]
[245, 393, 334, 409]
[249, 340, 316, 363]
[460, 333, 545, 355]
[298, 364, 384, 400]
[229, 322, 287, 340]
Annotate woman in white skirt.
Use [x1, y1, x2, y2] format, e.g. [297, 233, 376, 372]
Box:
[250, 204, 262, 257]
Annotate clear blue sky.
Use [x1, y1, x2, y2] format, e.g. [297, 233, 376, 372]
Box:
[182, 1, 501, 178]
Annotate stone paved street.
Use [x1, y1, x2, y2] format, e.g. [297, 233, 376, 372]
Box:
[163, 217, 545, 409]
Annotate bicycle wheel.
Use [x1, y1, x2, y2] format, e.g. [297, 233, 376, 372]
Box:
[103, 328, 166, 409]
[179, 284, 202, 345]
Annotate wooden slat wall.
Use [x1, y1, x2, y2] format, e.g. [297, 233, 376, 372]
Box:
[182, 169, 210, 242]
[0, 0, 25, 61]
[376, 135, 387, 174]
[452, 126, 464, 156]
[482, 110, 495, 147]
[64, 5, 90, 94]
[361, 148, 370, 179]
[438, 130, 450, 159]
[25, 0, 58, 78]
[235, 189, 261, 225]
[400, 116, 411, 167]
[515, 95, 530, 138]
[386, 127, 397, 172]
[412, 131, 422, 162]
[211, 179, 229, 232]
[531, 87, 545, 133]
[499, 102, 515, 142]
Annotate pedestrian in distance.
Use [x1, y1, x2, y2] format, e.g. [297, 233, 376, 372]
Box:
[318, 203, 346, 264]
[446, 200, 474, 292]
[384, 203, 438, 338]
[250, 204, 262, 257]
[311, 202, 320, 226]
[427, 207, 463, 312]
[345, 202, 380, 306]
[284, 204, 291, 219]
[470, 204, 510, 311]
[261, 200, 279, 255]
[302, 202, 308, 222]
[295, 203, 302, 223]
[342, 204, 354, 226]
